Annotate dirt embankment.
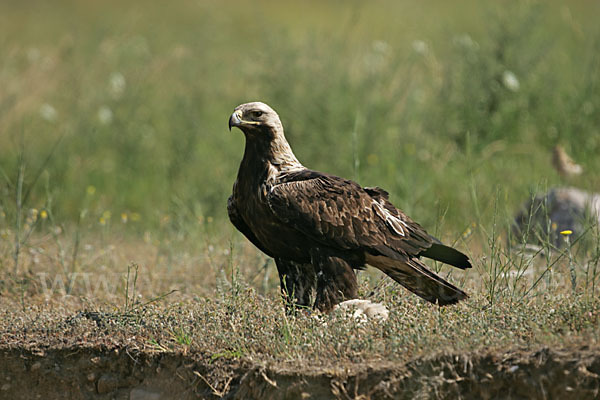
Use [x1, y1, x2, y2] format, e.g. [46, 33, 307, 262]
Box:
[1, 346, 599, 399]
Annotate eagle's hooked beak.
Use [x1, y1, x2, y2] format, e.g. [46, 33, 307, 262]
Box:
[228, 110, 242, 131]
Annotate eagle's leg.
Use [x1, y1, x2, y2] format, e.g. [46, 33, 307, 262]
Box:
[274, 258, 316, 313]
[310, 248, 359, 313]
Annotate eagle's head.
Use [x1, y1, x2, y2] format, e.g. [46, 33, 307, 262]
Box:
[228, 102, 283, 139]
[229, 102, 303, 171]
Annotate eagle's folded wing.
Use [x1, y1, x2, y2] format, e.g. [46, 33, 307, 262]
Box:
[267, 173, 433, 259]
[267, 173, 469, 305]
[228, 195, 275, 257]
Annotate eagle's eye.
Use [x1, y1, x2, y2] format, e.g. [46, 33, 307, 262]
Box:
[250, 110, 263, 119]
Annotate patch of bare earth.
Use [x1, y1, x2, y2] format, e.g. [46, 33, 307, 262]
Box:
[0, 345, 599, 399]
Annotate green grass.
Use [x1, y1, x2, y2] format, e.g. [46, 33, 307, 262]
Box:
[1, 0, 599, 232]
[1, 1, 600, 395]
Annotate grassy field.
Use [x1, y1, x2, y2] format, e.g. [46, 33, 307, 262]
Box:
[1, 0, 600, 398]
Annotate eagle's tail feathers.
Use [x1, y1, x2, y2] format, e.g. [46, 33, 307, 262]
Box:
[366, 254, 468, 306]
[419, 243, 472, 270]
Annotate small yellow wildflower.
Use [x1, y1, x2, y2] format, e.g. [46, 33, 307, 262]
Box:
[462, 227, 472, 238]
[99, 217, 106, 226]
[121, 213, 128, 223]
[40, 210, 48, 219]
[130, 212, 141, 222]
[560, 230, 573, 236]
[462, 222, 477, 239]
[31, 208, 39, 218]
[551, 222, 558, 231]
[87, 185, 96, 195]
[102, 210, 112, 220]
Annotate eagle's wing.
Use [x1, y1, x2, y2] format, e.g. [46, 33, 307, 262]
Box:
[228, 195, 275, 258]
[267, 171, 469, 305]
[365, 186, 471, 270]
[267, 172, 433, 259]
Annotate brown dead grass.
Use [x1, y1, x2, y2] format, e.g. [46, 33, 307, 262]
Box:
[0, 228, 599, 398]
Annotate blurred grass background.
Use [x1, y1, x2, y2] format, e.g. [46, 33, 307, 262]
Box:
[1, 0, 599, 243]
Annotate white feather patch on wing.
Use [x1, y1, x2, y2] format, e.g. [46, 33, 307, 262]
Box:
[372, 201, 409, 237]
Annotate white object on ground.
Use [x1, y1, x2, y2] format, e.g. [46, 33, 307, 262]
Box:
[334, 299, 389, 322]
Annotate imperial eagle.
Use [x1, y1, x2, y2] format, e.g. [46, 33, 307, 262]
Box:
[228, 102, 471, 312]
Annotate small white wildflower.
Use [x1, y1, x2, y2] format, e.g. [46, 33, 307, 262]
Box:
[453, 34, 479, 50]
[502, 70, 520, 92]
[97, 106, 113, 125]
[27, 47, 41, 62]
[372, 40, 390, 54]
[365, 41, 390, 73]
[582, 101, 594, 115]
[39, 103, 57, 121]
[411, 40, 428, 55]
[109, 72, 126, 98]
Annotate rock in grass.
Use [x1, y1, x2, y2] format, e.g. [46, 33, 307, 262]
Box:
[513, 187, 600, 248]
[334, 299, 389, 322]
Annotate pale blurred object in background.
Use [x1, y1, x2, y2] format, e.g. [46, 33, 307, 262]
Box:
[513, 187, 600, 248]
[552, 145, 583, 178]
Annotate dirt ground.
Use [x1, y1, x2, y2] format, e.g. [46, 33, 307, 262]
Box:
[1, 235, 599, 399]
[1, 344, 599, 399]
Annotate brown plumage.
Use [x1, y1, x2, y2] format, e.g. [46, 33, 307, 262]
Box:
[228, 102, 471, 312]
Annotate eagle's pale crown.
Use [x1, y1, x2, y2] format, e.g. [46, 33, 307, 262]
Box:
[229, 101, 283, 136]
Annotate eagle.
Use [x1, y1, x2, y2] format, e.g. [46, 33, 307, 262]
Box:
[227, 102, 471, 312]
